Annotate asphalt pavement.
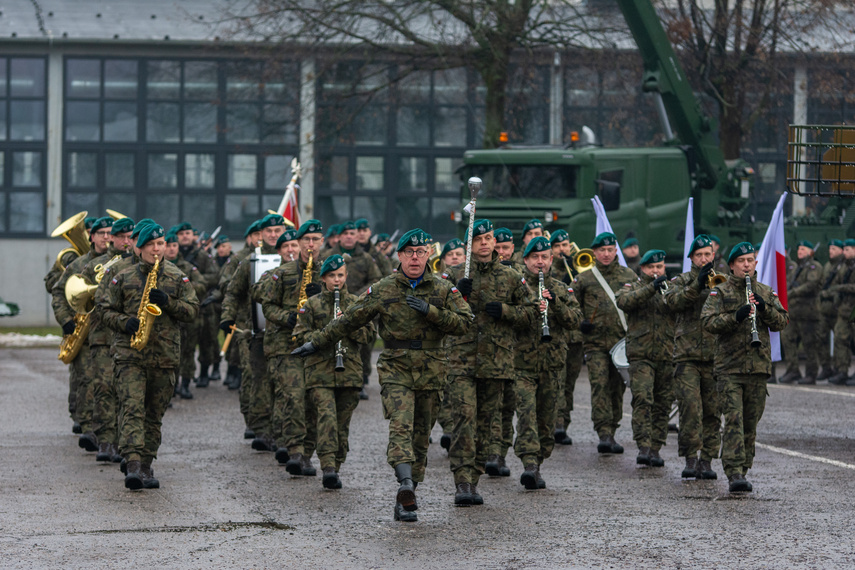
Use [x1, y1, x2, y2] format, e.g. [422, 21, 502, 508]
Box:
[1, 348, 854, 569]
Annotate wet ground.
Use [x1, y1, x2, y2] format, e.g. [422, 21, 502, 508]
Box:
[1, 348, 854, 568]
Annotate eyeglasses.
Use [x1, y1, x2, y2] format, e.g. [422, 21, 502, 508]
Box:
[93, 230, 111, 237]
[400, 249, 429, 259]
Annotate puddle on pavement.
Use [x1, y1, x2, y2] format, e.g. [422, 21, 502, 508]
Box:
[70, 521, 294, 535]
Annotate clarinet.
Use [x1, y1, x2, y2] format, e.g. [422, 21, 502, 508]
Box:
[539, 270, 552, 342]
[334, 286, 346, 371]
[745, 275, 762, 348]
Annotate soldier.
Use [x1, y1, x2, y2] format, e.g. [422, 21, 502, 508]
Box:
[710, 235, 730, 275]
[324, 224, 341, 251]
[663, 234, 720, 479]
[164, 230, 208, 399]
[276, 229, 301, 264]
[100, 224, 199, 489]
[441, 238, 466, 270]
[292, 228, 472, 522]
[220, 214, 285, 446]
[445, 219, 537, 506]
[355, 218, 394, 276]
[52, 215, 113, 451]
[374, 233, 398, 272]
[615, 249, 675, 467]
[292, 255, 375, 489]
[701, 242, 788, 493]
[493, 229, 516, 265]
[512, 237, 580, 489]
[816, 239, 844, 381]
[549, 230, 581, 446]
[84, 217, 136, 462]
[825, 239, 855, 385]
[574, 232, 638, 454]
[435, 237, 466, 452]
[622, 237, 640, 274]
[779, 240, 822, 384]
[510, 218, 544, 265]
[253, 219, 323, 474]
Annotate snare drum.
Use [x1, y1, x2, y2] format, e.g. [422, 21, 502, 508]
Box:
[609, 338, 631, 385]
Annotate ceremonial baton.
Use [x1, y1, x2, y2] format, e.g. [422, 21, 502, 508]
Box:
[464, 177, 482, 280]
[220, 324, 242, 357]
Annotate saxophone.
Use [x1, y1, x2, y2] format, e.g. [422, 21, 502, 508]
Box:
[130, 256, 163, 351]
[296, 251, 314, 310]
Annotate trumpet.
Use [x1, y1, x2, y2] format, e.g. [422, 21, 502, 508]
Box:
[708, 269, 727, 289]
[334, 286, 346, 371]
[539, 270, 552, 342]
[745, 276, 762, 348]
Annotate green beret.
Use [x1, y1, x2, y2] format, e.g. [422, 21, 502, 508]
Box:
[296, 219, 323, 238]
[522, 218, 543, 236]
[325, 224, 341, 238]
[464, 219, 493, 242]
[829, 239, 844, 248]
[275, 229, 298, 249]
[174, 221, 193, 233]
[193, 229, 200, 236]
[494, 228, 513, 243]
[844, 239, 855, 248]
[244, 220, 262, 238]
[639, 249, 666, 265]
[754, 243, 763, 251]
[355, 218, 369, 230]
[215, 235, 230, 247]
[796, 239, 814, 250]
[709, 234, 721, 245]
[259, 214, 285, 230]
[688, 234, 713, 257]
[441, 239, 465, 258]
[110, 217, 135, 235]
[340, 220, 356, 232]
[397, 228, 431, 252]
[376, 233, 390, 242]
[727, 241, 756, 264]
[549, 229, 569, 245]
[524, 236, 552, 258]
[90, 216, 114, 234]
[131, 219, 156, 238]
[165, 231, 178, 244]
[84, 216, 97, 230]
[591, 232, 617, 249]
[137, 224, 165, 248]
[621, 237, 639, 249]
[320, 254, 346, 276]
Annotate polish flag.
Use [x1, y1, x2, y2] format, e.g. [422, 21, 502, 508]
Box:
[591, 196, 627, 267]
[755, 192, 788, 361]
[276, 183, 300, 228]
[682, 198, 694, 273]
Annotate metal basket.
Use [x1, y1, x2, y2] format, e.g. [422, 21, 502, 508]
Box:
[787, 124, 855, 196]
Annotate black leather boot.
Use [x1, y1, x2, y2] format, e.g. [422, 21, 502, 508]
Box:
[394, 464, 416, 511]
[520, 463, 539, 490]
[209, 365, 221, 381]
[96, 442, 112, 462]
[454, 482, 473, 506]
[728, 472, 752, 492]
[141, 464, 160, 489]
[275, 448, 290, 464]
[176, 376, 193, 399]
[636, 446, 651, 465]
[124, 460, 143, 490]
[78, 432, 98, 452]
[496, 455, 511, 476]
[440, 434, 451, 451]
[301, 455, 317, 476]
[394, 502, 418, 522]
[698, 459, 717, 479]
[196, 365, 210, 388]
[322, 467, 342, 489]
[682, 456, 700, 478]
[648, 449, 665, 467]
[485, 454, 501, 477]
[285, 453, 304, 475]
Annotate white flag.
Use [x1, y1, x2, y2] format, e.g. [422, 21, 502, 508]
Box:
[591, 196, 627, 267]
[682, 198, 694, 273]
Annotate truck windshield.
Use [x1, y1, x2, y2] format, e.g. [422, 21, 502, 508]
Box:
[461, 164, 577, 201]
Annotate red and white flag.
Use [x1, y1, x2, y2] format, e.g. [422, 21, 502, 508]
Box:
[276, 183, 300, 228]
[755, 192, 788, 361]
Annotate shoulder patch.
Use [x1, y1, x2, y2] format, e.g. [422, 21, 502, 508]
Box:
[568, 287, 574, 293]
[105, 268, 111, 274]
[521, 277, 526, 285]
[191, 266, 198, 272]
[271, 273, 278, 280]
[366, 286, 372, 295]
[182, 277, 189, 283]
[299, 307, 306, 313]
[772, 292, 778, 297]
[442, 272, 449, 279]
[709, 291, 718, 296]
[451, 286, 459, 293]
[624, 283, 632, 288]
[111, 278, 118, 284]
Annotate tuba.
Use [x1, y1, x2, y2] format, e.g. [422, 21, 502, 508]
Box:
[427, 242, 443, 273]
[106, 209, 128, 220]
[51, 211, 90, 271]
[130, 256, 162, 351]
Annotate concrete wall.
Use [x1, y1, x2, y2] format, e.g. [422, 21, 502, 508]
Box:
[0, 239, 67, 327]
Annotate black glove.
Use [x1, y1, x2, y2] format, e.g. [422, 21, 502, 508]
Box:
[148, 288, 168, 307]
[406, 296, 430, 315]
[291, 341, 317, 357]
[305, 283, 322, 298]
[200, 295, 216, 308]
[580, 320, 594, 334]
[485, 302, 503, 319]
[125, 317, 140, 334]
[547, 289, 558, 302]
[697, 263, 713, 289]
[753, 294, 766, 312]
[219, 319, 235, 332]
[61, 320, 76, 335]
[735, 304, 752, 322]
[287, 312, 298, 328]
[653, 275, 667, 292]
[456, 278, 473, 297]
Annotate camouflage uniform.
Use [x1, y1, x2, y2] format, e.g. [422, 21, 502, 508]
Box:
[701, 274, 788, 477]
[253, 257, 322, 456]
[828, 259, 855, 376]
[307, 267, 472, 483]
[513, 267, 580, 465]
[219, 245, 255, 422]
[781, 256, 822, 379]
[292, 286, 375, 471]
[574, 260, 638, 438]
[816, 255, 844, 368]
[178, 244, 219, 373]
[51, 249, 99, 430]
[556, 287, 584, 433]
[99, 259, 199, 465]
[45, 250, 81, 294]
[445, 253, 537, 486]
[663, 265, 720, 461]
[169, 257, 207, 379]
[616, 273, 675, 451]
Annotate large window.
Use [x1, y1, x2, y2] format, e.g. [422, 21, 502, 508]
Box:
[62, 57, 300, 236]
[0, 57, 47, 235]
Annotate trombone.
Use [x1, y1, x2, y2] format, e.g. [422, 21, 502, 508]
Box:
[566, 242, 595, 273]
[427, 241, 443, 273]
[708, 269, 727, 289]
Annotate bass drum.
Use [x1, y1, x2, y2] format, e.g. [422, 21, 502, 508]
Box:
[609, 338, 631, 385]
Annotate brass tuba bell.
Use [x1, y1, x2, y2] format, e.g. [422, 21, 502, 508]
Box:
[50, 211, 91, 270]
[106, 209, 128, 220]
[65, 274, 98, 314]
